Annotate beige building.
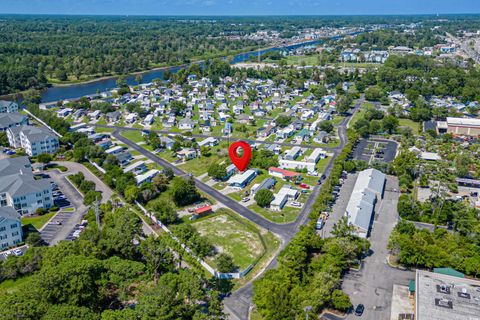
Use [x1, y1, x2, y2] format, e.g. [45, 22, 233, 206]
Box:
[438, 117, 480, 137]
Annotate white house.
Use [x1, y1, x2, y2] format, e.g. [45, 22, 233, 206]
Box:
[123, 161, 147, 175]
[198, 137, 219, 148]
[228, 169, 257, 189]
[135, 169, 160, 185]
[177, 148, 197, 160]
[105, 145, 124, 155]
[0, 206, 23, 249]
[279, 159, 316, 172]
[305, 148, 326, 163]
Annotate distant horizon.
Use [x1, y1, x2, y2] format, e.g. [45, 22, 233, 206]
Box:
[2, 13, 480, 17]
[1, 0, 479, 16]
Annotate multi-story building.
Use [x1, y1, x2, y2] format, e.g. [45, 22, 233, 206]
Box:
[0, 206, 23, 249]
[6, 125, 59, 156]
[0, 100, 19, 113]
[0, 113, 28, 131]
[0, 156, 53, 215]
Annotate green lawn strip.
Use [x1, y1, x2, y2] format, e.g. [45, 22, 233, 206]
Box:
[178, 154, 222, 177]
[0, 275, 33, 294]
[398, 118, 421, 132]
[248, 203, 299, 224]
[21, 211, 56, 230]
[95, 127, 115, 133]
[120, 130, 145, 143]
[190, 209, 266, 270]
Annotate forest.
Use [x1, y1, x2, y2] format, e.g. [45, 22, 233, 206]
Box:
[0, 16, 263, 95]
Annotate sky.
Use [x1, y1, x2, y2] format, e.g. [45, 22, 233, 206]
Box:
[1, 0, 479, 16]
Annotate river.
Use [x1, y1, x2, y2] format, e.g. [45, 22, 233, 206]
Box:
[40, 34, 349, 103]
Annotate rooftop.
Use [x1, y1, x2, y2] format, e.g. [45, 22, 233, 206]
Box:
[415, 269, 480, 320]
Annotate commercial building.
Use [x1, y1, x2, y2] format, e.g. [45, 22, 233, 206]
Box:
[0, 156, 53, 215]
[0, 206, 23, 249]
[414, 269, 480, 320]
[345, 168, 386, 238]
[0, 113, 28, 131]
[437, 117, 480, 137]
[228, 169, 257, 189]
[0, 101, 19, 113]
[6, 125, 59, 156]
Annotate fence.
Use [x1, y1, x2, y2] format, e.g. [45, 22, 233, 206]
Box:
[136, 201, 253, 279]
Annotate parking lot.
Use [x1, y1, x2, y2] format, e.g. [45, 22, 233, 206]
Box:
[320, 172, 358, 237]
[353, 138, 398, 164]
[0, 245, 29, 261]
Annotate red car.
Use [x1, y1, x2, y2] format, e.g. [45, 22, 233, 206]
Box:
[299, 183, 310, 189]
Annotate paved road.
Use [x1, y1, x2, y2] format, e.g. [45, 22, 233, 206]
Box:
[341, 176, 414, 320]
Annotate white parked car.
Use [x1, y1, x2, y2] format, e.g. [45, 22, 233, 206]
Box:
[12, 249, 23, 256]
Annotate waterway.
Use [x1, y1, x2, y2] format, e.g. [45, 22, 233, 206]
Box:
[40, 34, 349, 103]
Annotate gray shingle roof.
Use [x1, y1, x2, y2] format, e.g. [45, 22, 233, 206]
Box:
[0, 113, 27, 129]
[0, 206, 20, 222]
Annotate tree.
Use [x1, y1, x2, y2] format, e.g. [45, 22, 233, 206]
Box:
[216, 253, 237, 273]
[148, 198, 178, 224]
[170, 176, 200, 207]
[162, 167, 175, 181]
[41, 305, 99, 320]
[135, 74, 142, 85]
[365, 86, 384, 101]
[140, 236, 174, 283]
[255, 189, 274, 208]
[84, 190, 102, 206]
[319, 120, 334, 133]
[336, 95, 353, 114]
[382, 115, 399, 134]
[0, 132, 8, 147]
[208, 163, 227, 180]
[331, 290, 352, 311]
[331, 217, 356, 239]
[275, 115, 291, 128]
[170, 101, 187, 116]
[36, 153, 52, 164]
[124, 185, 140, 203]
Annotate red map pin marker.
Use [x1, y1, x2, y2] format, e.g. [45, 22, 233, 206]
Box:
[229, 141, 252, 172]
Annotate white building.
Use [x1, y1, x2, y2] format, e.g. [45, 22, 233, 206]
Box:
[0, 157, 54, 215]
[123, 161, 147, 175]
[0, 206, 23, 249]
[271, 186, 299, 211]
[7, 125, 59, 156]
[305, 148, 326, 163]
[0, 101, 18, 113]
[197, 137, 219, 148]
[228, 169, 257, 189]
[345, 168, 386, 238]
[279, 159, 316, 172]
[135, 169, 160, 185]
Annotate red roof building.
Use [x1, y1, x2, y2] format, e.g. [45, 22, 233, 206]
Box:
[194, 205, 212, 215]
[268, 167, 301, 179]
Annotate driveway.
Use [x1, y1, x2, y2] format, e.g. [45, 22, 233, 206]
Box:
[341, 176, 415, 320]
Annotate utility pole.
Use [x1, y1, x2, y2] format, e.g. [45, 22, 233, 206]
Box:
[94, 196, 101, 231]
[304, 306, 312, 320]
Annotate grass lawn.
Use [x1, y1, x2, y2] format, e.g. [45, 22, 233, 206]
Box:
[283, 55, 319, 66]
[191, 210, 265, 270]
[95, 127, 115, 133]
[0, 275, 33, 294]
[399, 118, 421, 133]
[21, 212, 56, 230]
[349, 105, 367, 128]
[248, 204, 300, 224]
[121, 130, 145, 143]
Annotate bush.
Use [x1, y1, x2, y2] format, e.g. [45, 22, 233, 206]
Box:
[331, 289, 352, 311]
[254, 189, 274, 208]
[35, 208, 48, 215]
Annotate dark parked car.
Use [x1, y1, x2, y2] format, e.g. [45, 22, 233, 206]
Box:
[354, 304, 364, 316]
